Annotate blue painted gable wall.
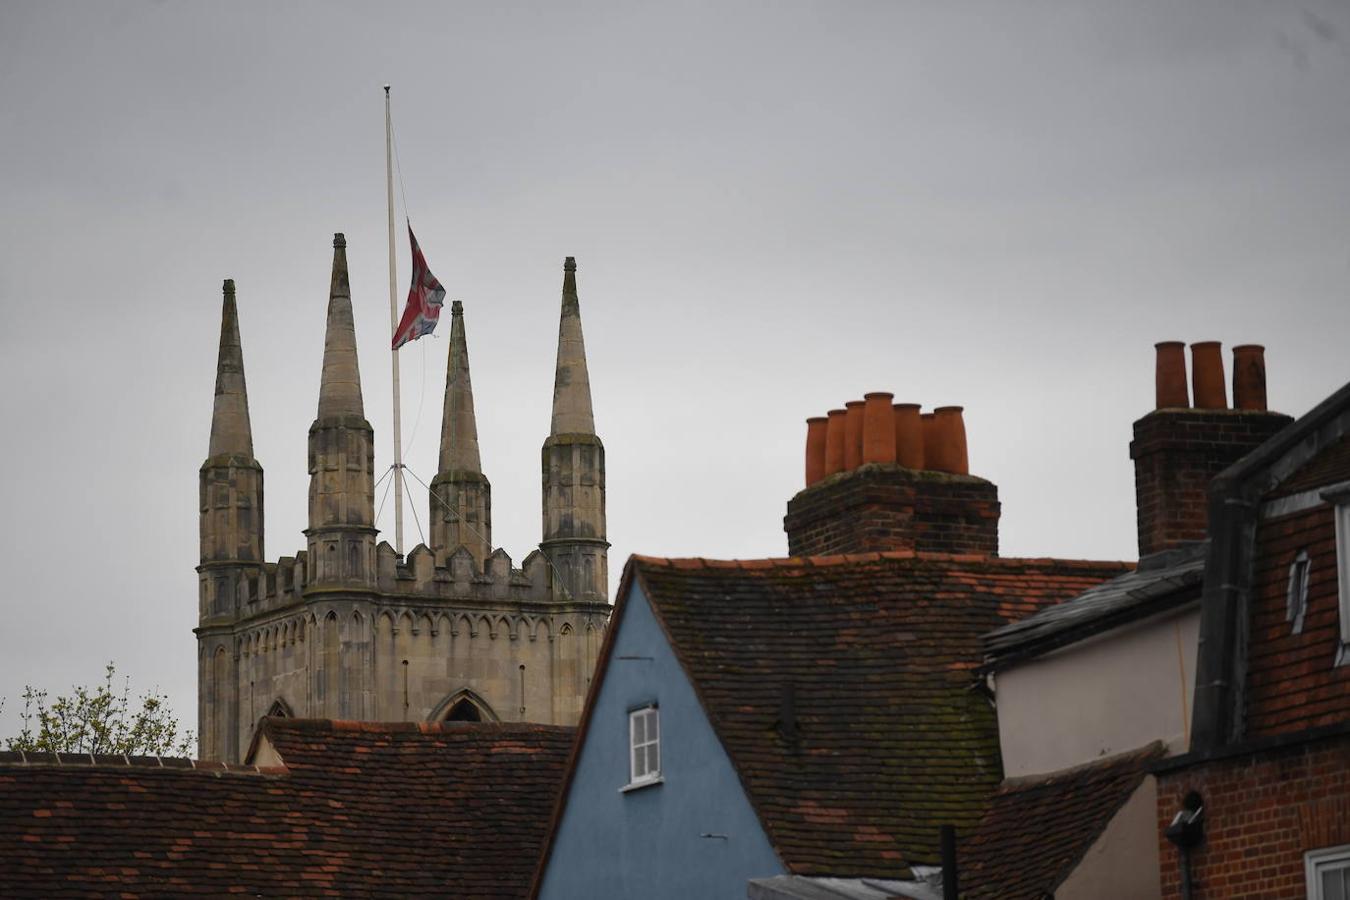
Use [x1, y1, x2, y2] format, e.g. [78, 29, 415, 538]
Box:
[537, 583, 785, 899]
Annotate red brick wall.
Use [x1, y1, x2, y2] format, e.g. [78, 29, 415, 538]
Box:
[1245, 506, 1347, 737]
[1130, 410, 1291, 558]
[783, 464, 999, 557]
[1156, 736, 1350, 899]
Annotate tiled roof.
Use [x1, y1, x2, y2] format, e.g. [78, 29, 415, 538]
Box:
[0, 719, 573, 898]
[626, 551, 1130, 878]
[1267, 433, 1350, 498]
[959, 742, 1165, 900]
[983, 545, 1197, 671]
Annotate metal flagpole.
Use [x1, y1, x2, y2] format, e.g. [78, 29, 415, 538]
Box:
[385, 84, 405, 557]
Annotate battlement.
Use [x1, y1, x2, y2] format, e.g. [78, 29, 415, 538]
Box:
[226, 541, 571, 622]
[383, 542, 559, 604]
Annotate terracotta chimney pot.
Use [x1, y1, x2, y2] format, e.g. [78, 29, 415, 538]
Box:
[1191, 342, 1227, 410]
[933, 406, 970, 475]
[893, 403, 924, 469]
[844, 401, 865, 471]
[805, 417, 829, 486]
[824, 409, 847, 477]
[1155, 341, 1189, 409]
[921, 412, 939, 472]
[1232, 345, 1268, 412]
[862, 392, 897, 464]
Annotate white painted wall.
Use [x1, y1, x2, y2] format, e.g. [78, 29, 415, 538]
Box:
[995, 605, 1200, 778]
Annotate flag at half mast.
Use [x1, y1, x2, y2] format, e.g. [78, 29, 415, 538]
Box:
[392, 223, 446, 349]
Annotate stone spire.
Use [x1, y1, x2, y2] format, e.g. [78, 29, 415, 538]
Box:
[430, 300, 492, 561]
[209, 279, 254, 459]
[317, 233, 365, 421]
[550, 257, 595, 436]
[541, 257, 608, 603]
[198, 277, 264, 764]
[307, 233, 377, 587]
[439, 301, 482, 473]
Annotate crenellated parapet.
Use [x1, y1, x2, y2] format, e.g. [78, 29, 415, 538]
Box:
[224, 539, 587, 621]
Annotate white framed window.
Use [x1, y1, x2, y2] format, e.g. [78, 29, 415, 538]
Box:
[624, 705, 661, 791]
[1288, 550, 1312, 635]
[1305, 844, 1350, 898]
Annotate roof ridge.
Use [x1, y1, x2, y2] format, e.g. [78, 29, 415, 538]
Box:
[0, 749, 285, 774]
[268, 718, 575, 736]
[631, 552, 1132, 572]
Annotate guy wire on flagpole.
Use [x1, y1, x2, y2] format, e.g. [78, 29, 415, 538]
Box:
[385, 84, 406, 558]
[401, 464, 576, 603]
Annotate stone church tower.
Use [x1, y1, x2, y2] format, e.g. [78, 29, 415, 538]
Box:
[196, 236, 611, 762]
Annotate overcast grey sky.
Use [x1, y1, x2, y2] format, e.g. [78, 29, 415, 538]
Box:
[1, 1, 1347, 738]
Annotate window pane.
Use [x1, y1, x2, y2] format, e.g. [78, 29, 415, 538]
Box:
[648, 709, 659, 741]
[648, 742, 660, 775]
[1323, 868, 1343, 900]
[632, 744, 645, 779]
[633, 713, 646, 744]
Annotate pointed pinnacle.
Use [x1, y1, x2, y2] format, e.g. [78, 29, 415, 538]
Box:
[550, 256, 596, 436]
[439, 300, 483, 473]
[209, 278, 255, 458]
[316, 233, 366, 420]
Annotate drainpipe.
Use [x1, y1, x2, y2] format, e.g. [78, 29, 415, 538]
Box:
[940, 824, 958, 900]
[1165, 792, 1205, 900]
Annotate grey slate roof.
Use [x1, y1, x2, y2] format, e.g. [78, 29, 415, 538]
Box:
[982, 542, 1206, 670]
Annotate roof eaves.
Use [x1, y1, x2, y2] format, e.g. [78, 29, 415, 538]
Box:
[981, 574, 1202, 673]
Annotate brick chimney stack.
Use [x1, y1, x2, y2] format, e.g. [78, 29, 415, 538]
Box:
[785, 394, 999, 557]
[1131, 341, 1292, 558]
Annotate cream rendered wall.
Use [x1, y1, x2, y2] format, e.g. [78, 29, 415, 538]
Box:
[1055, 778, 1162, 899]
[995, 605, 1200, 778]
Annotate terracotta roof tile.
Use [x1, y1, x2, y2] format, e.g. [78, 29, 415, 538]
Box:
[0, 719, 573, 898]
[627, 553, 1129, 879]
[959, 743, 1165, 899]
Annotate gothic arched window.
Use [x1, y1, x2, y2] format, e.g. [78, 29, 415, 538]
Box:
[446, 700, 483, 723]
[434, 689, 496, 725]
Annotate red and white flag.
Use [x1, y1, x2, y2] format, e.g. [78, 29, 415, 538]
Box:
[392, 223, 446, 350]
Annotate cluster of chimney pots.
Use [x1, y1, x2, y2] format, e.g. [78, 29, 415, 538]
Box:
[802, 395, 970, 488]
[1153, 341, 1268, 413]
[803, 342, 1270, 489]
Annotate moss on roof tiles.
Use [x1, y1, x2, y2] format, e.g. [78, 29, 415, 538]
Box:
[631, 553, 1126, 877]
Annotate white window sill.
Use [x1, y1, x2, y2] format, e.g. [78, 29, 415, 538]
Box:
[620, 775, 664, 794]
